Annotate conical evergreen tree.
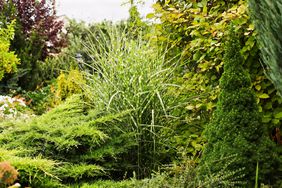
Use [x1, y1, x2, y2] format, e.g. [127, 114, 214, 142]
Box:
[200, 28, 275, 185]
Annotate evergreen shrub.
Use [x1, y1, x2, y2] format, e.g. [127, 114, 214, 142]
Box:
[200, 28, 276, 185]
[0, 148, 61, 187]
[0, 95, 135, 186]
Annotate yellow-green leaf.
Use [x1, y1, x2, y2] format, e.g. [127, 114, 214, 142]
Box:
[258, 93, 269, 99]
[146, 13, 155, 19]
[186, 105, 194, 110]
[274, 112, 282, 119]
[255, 85, 261, 91]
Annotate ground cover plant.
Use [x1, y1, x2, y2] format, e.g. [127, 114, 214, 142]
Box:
[0, 0, 282, 187]
[0, 95, 136, 187]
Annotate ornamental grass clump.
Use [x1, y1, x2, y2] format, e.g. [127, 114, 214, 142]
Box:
[200, 28, 275, 186]
[83, 24, 178, 178]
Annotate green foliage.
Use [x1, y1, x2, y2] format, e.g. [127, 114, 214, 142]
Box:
[0, 20, 20, 81]
[84, 24, 182, 178]
[44, 20, 125, 76]
[249, 0, 282, 96]
[0, 1, 281, 186]
[0, 95, 135, 185]
[200, 29, 275, 185]
[56, 69, 86, 101]
[150, 0, 282, 163]
[23, 83, 56, 115]
[149, 0, 254, 156]
[121, 156, 244, 188]
[71, 156, 246, 187]
[0, 0, 65, 91]
[0, 148, 62, 187]
[77, 180, 137, 188]
[127, 1, 149, 38]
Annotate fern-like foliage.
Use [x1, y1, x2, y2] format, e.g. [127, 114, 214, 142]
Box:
[0, 95, 135, 185]
[0, 148, 62, 187]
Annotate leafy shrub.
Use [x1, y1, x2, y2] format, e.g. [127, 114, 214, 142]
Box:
[200, 28, 275, 185]
[23, 83, 56, 115]
[0, 0, 66, 90]
[150, 0, 282, 160]
[56, 69, 86, 101]
[148, 0, 251, 158]
[0, 20, 20, 81]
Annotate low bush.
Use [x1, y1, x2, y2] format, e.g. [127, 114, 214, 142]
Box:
[0, 148, 61, 187]
[23, 84, 56, 115]
[0, 95, 135, 186]
[56, 69, 86, 101]
[76, 180, 137, 188]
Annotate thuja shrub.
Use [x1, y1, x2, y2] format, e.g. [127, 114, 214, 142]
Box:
[56, 69, 86, 101]
[200, 29, 276, 185]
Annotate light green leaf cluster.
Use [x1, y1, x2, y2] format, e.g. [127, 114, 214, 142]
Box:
[0, 20, 20, 81]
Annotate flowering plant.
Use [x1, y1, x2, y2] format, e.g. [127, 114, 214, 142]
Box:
[0, 162, 18, 187]
[0, 95, 29, 119]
